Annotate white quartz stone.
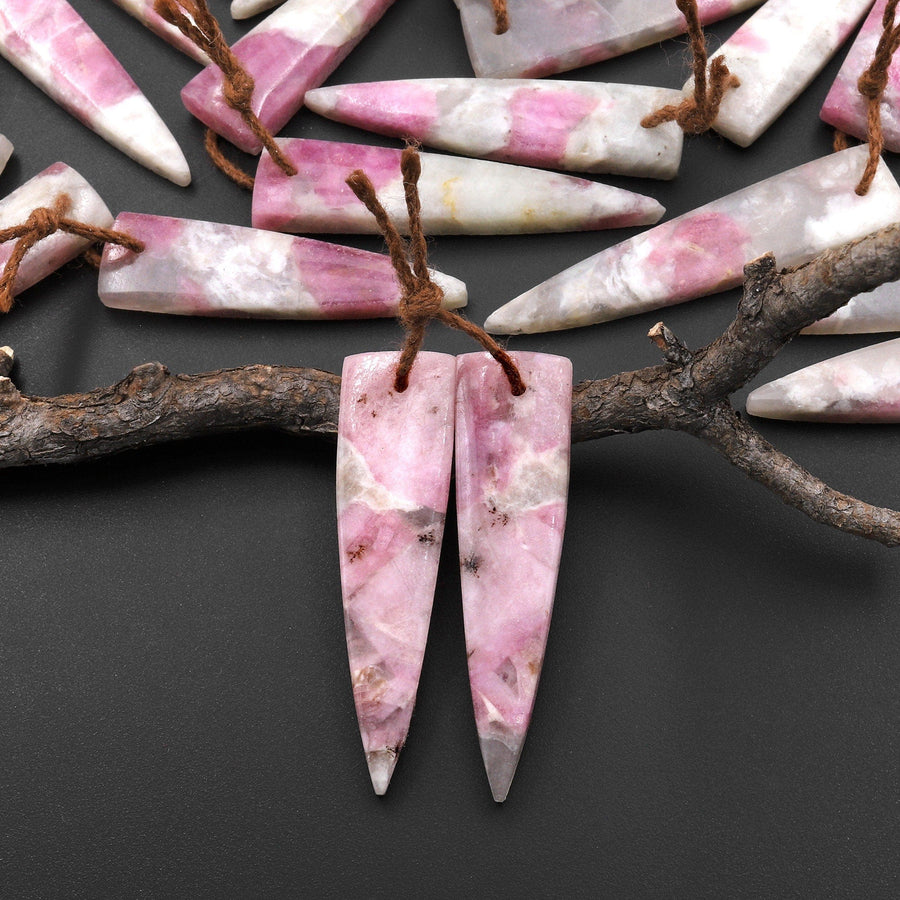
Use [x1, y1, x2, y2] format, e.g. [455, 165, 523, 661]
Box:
[231, 0, 287, 19]
[803, 280, 900, 334]
[0, 134, 11, 175]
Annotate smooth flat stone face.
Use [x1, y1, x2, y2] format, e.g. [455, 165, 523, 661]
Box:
[821, 0, 900, 151]
[687, 0, 871, 147]
[305, 78, 685, 179]
[0, 0, 190, 186]
[747, 338, 900, 422]
[0, 162, 113, 297]
[181, 0, 396, 154]
[0, 134, 11, 175]
[337, 352, 456, 794]
[252, 138, 665, 235]
[454, 0, 764, 79]
[106, 0, 211, 65]
[485, 146, 900, 334]
[98, 212, 467, 318]
[455, 352, 572, 802]
[232, 0, 287, 20]
[804, 280, 900, 334]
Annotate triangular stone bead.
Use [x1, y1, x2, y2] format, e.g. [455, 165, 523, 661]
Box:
[337, 352, 456, 794]
[0, 0, 190, 185]
[485, 147, 900, 334]
[455, 352, 572, 802]
[747, 338, 900, 422]
[98, 213, 467, 319]
[252, 138, 664, 235]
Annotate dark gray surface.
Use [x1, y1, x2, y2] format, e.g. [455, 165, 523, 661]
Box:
[2, 2, 900, 897]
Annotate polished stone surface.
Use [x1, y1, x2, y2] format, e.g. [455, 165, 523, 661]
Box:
[252, 138, 665, 235]
[455, 351, 571, 802]
[747, 337, 900, 421]
[107, 0, 211, 64]
[686, 0, 871, 147]
[454, 0, 763, 79]
[98, 212, 467, 318]
[0, 162, 113, 297]
[337, 351, 456, 794]
[231, 0, 286, 19]
[804, 280, 900, 334]
[0, 0, 191, 185]
[821, 0, 900, 151]
[182, 0, 396, 153]
[485, 146, 900, 333]
[0, 134, 11, 175]
[305, 78, 684, 179]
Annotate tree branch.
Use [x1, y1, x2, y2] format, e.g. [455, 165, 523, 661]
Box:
[3, 225, 900, 544]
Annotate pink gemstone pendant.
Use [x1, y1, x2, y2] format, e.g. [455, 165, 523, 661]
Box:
[455, 352, 572, 802]
[336, 352, 456, 794]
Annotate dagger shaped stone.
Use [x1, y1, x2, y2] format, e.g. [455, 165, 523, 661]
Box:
[231, 0, 286, 20]
[98, 212, 467, 319]
[337, 352, 456, 795]
[455, 352, 572, 802]
[304, 78, 685, 179]
[106, 0, 212, 65]
[252, 138, 664, 235]
[821, 0, 900, 152]
[181, 0, 396, 154]
[0, 0, 191, 186]
[485, 146, 900, 334]
[684, 0, 872, 147]
[1, 162, 113, 297]
[0, 135, 11, 176]
[453, 0, 764, 79]
[747, 338, 900, 422]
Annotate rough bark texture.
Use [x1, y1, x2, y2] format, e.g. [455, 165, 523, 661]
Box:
[3, 225, 900, 544]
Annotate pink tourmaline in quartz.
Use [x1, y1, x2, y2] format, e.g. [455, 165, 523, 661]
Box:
[0, 0, 190, 185]
[181, 0, 396, 154]
[0, 135, 11, 175]
[485, 146, 900, 334]
[106, 0, 211, 65]
[232, 0, 286, 20]
[252, 139, 664, 235]
[454, 0, 764, 79]
[685, 0, 872, 147]
[455, 352, 572, 802]
[0, 163, 113, 297]
[304, 78, 685, 179]
[747, 338, 900, 422]
[98, 213, 467, 319]
[821, 0, 900, 152]
[337, 352, 456, 794]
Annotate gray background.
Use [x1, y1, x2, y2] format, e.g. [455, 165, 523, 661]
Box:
[2, 1, 899, 897]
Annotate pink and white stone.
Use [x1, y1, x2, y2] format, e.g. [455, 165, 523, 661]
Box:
[803, 281, 900, 334]
[454, 0, 764, 79]
[304, 78, 685, 179]
[98, 212, 467, 318]
[0, 162, 113, 297]
[485, 146, 900, 334]
[181, 0, 396, 154]
[746, 338, 900, 422]
[0, 134, 11, 175]
[106, 0, 211, 65]
[455, 352, 571, 802]
[337, 352, 456, 795]
[685, 0, 872, 147]
[822, 0, 900, 152]
[0, 0, 190, 186]
[252, 138, 665, 235]
[232, 0, 286, 20]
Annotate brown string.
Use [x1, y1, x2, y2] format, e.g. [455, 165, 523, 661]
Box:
[153, 0, 297, 188]
[833, 129, 851, 152]
[491, 0, 510, 35]
[0, 195, 144, 314]
[641, 0, 740, 134]
[204, 128, 255, 190]
[345, 146, 525, 396]
[854, 0, 900, 195]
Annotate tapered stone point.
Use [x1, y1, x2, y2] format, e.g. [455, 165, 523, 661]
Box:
[231, 0, 285, 19]
[479, 736, 523, 803]
[0, 135, 12, 175]
[366, 748, 399, 796]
